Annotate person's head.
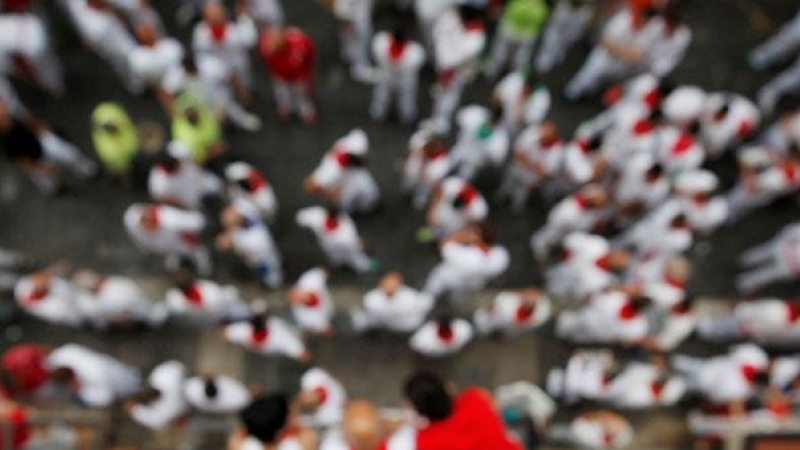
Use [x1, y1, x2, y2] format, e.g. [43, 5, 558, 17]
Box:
[380, 272, 403, 297]
[539, 121, 559, 145]
[606, 250, 631, 272]
[664, 256, 692, 284]
[343, 401, 383, 450]
[711, 102, 731, 122]
[403, 371, 453, 422]
[579, 185, 609, 208]
[644, 163, 664, 182]
[184, 106, 202, 126]
[204, 376, 219, 399]
[135, 21, 159, 46]
[475, 222, 497, 246]
[203, 1, 226, 25]
[240, 394, 290, 444]
[174, 268, 196, 292]
[49, 367, 76, 385]
[629, 295, 652, 314]
[131, 387, 162, 406]
[423, 137, 447, 158]
[249, 313, 268, 331]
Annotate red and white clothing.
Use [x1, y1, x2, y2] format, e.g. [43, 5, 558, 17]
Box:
[296, 206, 372, 273]
[128, 37, 184, 89]
[699, 93, 760, 159]
[353, 285, 433, 333]
[546, 232, 619, 301]
[647, 17, 691, 78]
[530, 191, 605, 259]
[556, 290, 649, 344]
[309, 129, 380, 214]
[183, 375, 250, 414]
[257, 27, 316, 120]
[290, 268, 334, 333]
[370, 31, 425, 123]
[672, 344, 769, 404]
[409, 319, 474, 357]
[613, 153, 669, 213]
[300, 367, 346, 427]
[226, 200, 283, 288]
[46, 344, 141, 408]
[124, 203, 210, 274]
[655, 126, 705, 175]
[709, 298, 800, 344]
[423, 241, 509, 300]
[606, 363, 686, 408]
[473, 291, 552, 335]
[547, 350, 613, 403]
[14, 276, 84, 328]
[0, 10, 63, 95]
[493, 72, 551, 135]
[76, 275, 168, 329]
[726, 157, 800, 223]
[402, 128, 450, 209]
[449, 105, 510, 181]
[225, 162, 278, 221]
[192, 13, 257, 87]
[130, 361, 188, 430]
[428, 177, 488, 239]
[166, 280, 248, 321]
[223, 317, 307, 360]
[148, 143, 222, 210]
[569, 414, 634, 449]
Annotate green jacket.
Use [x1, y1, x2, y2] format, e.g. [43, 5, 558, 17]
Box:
[502, 0, 549, 40]
[171, 93, 221, 164]
[91, 102, 138, 174]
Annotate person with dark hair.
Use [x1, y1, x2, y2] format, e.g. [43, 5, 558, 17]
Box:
[492, 70, 551, 136]
[369, 24, 425, 124]
[148, 141, 222, 210]
[423, 223, 509, 302]
[382, 371, 523, 450]
[422, 176, 488, 242]
[224, 162, 279, 222]
[556, 289, 651, 345]
[409, 315, 474, 357]
[216, 200, 283, 288]
[228, 393, 312, 450]
[126, 361, 188, 430]
[295, 204, 377, 274]
[223, 312, 311, 361]
[402, 128, 451, 210]
[474, 287, 553, 335]
[184, 373, 250, 414]
[449, 103, 510, 181]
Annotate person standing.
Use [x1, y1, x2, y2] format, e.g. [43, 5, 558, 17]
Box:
[485, 0, 548, 78]
[258, 25, 318, 123]
[369, 26, 425, 124]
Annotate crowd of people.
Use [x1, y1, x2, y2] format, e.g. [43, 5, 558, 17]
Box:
[2, 0, 800, 449]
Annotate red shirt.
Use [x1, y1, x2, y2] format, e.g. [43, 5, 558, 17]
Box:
[258, 28, 316, 82]
[416, 388, 522, 450]
[1, 344, 48, 396]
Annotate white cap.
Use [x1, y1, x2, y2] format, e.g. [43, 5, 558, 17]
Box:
[675, 169, 719, 194]
[342, 129, 368, 155]
[167, 141, 191, 159]
[731, 343, 769, 369]
[225, 162, 251, 182]
[663, 86, 707, 125]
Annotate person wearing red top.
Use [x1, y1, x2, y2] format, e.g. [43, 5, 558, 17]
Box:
[258, 26, 318, 124]
[385, 371, 523, 450]
[1, 344, 48, 397]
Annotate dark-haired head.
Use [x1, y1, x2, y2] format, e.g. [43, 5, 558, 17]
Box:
[204, 377, 218, 399]
[403, 371, 453, 422]
[240, 394, 290, 444]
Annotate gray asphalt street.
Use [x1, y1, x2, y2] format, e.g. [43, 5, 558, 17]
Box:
[1, 0, 800, 448]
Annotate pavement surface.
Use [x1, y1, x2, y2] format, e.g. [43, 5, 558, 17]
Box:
[2, 0, 800, 449]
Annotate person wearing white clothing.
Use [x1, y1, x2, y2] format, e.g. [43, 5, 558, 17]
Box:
[698, 298, 800, 345]
[297, 368, 347, 427]
[184, 374, 251, 414]
[351, 272, 433, 333]
[128, 22, 184, 93]
[166, 274, 249, 322]
[296, 205, 375, 273]
[409, 316, 473, 357]
[14, 271, 85, 328]
[473, 288, 552, 336]
[425, 176, 488, 241]
[401, 129, 451, 210]
[556, 290, 650, 345]
[748, 10, 800, 71]
[736, 222, 800, 294]
[217, 201, 283, 288]
[449, 105, 510, 181]
[696, 93, 760, 160]
[124, 203, 211, 274]
[369, 27, 425, 124]
[492, 71, 551, 136]
[645, 7, 691, 78]
[127, 361, 188, 430]
[225, 162, 278, 222]
[0, 8, 64, 96]
[288, 268, 334, 334]
[47, 344, 141, 408]
[148, 142, 222, 210]
[223, 314, 310, 361]
[71, 271, 169, 329]
[331, 0, 374, 82]
[534, 0, 593, 73]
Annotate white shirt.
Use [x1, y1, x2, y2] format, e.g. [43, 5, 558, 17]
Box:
[183, 375, 250, 413]
[124, 204, 206, 256]
[300, 368, 347, 427]
[224, 317, 307, 359]
[362, 286, 434, 332]
[409, 319, 474, 357]
[14, 276, 84, 327]
[129, 38, 184, 87]
[166, 280, 244, 320]
[372, 32, 425, 75]
[130, 361, 188, 429]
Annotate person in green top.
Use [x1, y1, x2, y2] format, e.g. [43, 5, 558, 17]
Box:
[91, 102, 139, 177]
[171, 92, 225, 165]
[486, 0, 549, 78]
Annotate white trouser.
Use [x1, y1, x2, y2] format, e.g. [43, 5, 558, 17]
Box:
[535, 2, 592, 73]
[339, 175, 380, 214]
[758, 57, 800, 112]
[340, 16, 372, 76]
[486, 26, 536, 77]
[736, 240, 792, 293]
[449, 145, 486, 182]
[370, 72, 418, 124]
[496, 164, 541, 213]
[749, 11, 800, 70]
[430, 66, 472, 133]
[564, 49, 634, 100]
[324, 244, 372, 273]
[273, 78, 316, 118]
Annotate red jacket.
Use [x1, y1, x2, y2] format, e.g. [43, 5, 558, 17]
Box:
[258, 28, 315, 82]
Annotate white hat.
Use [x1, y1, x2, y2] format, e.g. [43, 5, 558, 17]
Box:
[675, 169, 719, 194]
[731, 343, 769, 369]
[167, 141, 191, 159]
[225, 162, 251, 182]
[663, 86, 707, 125]
[342, 129, 368, 155]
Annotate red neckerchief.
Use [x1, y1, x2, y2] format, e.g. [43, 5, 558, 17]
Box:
[425, 146, 447, 160]
[439, 69, 456, 87]
[595, 255, 611, 270]
[786, 300, 800, 325]
[664, 275, 685, 289]
[324, 215, 339, 232]
[248, 171, 267, 191]
[437, 325, 455, 342]
[643, 89, 661, 109]
[574, 194, 591, 209]
[181, 233, 200, 248]
[741, 365, 759, 384]
[464, 20, 484, 32]
[618, 299, 638, 320]
[603, 85, 624, 106]
[87, 1, 108, 11]
[144, 206, 160, 228]
[632, 120, 654, 136]
[333, 148, 351, 167]
[540, 136, 561, 149]
[209, 23, 227, 43]
[783, 162, 799, 183]
[303, 293, 321, 308]
[182, 284, 203, 308]
[575, 139, 591, 154]
[458, 186, 478, 205]
[24, 288, 48, 305]
[603, 431, 614, 446]
[737, 121, 754, 139]
[515, 305, 535, 324]
[251, 327, 269, 345]
[691, 193, 709, 206]
[650, 381, 665, 399]
[314, 386, 328, 404]
[388, 39, 407, 62]
[158, 162, 179, 174]
[559, 249, 572, 261]
[671, 133, 695, 156]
